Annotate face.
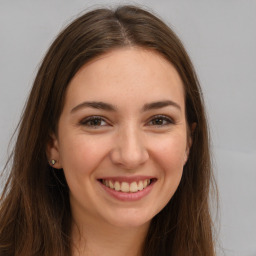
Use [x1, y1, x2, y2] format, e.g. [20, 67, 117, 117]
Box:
[48, 47, 191, 229]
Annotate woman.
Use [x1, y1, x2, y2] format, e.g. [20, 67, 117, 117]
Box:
[0, 5, 217, 256]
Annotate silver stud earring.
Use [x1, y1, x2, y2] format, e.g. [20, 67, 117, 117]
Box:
[50, 159, 56, 165]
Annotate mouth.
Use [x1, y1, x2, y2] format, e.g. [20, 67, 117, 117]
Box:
[98, 178, 156, 193]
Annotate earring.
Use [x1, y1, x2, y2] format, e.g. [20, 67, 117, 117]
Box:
[50, 159, 56, 165]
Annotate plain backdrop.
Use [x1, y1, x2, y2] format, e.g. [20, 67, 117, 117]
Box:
[0, 1, 255, 255]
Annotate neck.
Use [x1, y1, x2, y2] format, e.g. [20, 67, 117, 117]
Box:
[71, 215, 150, 256]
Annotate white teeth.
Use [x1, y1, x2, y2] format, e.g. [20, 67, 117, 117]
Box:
[130, 181, 138, 192]
[114, 181, 120, 191]
[121, 182, 130, 192]
[109, 180, 114, 189]
[102, 179, 152, 193]
[138, 180, 143, 191]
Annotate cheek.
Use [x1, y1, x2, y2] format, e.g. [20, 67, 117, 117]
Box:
[151, 133, 187, 185]
[154, 133, 186, 165]
[59, 134, 111, 178]
[146, 133, 187, 215]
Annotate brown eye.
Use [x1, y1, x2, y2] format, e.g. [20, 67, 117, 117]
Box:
[151, 118, 165, 126]
[148, 115, 173, 126]
[80, 116, 107, 128]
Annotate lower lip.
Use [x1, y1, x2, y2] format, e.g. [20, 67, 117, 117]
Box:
[99, 181, 155, 201]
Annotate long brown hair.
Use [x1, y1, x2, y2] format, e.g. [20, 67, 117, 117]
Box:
[0, 5, 217, 256]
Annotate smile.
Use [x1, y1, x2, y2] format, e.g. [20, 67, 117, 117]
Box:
[98, 176, 157, 201]
[100, 179, 152, 193]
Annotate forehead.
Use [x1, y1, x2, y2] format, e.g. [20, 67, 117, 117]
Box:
[64, 47, 185, 110]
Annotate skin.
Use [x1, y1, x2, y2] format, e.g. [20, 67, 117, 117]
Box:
[48, 47, 191, 255]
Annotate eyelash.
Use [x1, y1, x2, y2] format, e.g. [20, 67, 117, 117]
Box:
[147, 115, 174, 127]
[79, 115, 174, 128]
[79, 116, 108, 128]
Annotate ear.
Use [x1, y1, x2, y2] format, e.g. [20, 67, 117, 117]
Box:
[46, 133, 62, 169]
[184, 122, 197, 165]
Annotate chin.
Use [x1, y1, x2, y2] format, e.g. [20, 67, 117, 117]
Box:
[102, 208, 154, 229]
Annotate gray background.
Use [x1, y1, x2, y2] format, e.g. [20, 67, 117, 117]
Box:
[0, 0, 255, 255]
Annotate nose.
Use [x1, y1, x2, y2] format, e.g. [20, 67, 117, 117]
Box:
[110, 125, 149, 170]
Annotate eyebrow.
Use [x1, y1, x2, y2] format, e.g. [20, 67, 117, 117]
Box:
[142, 100, 181, 112]
[70, 100, 181, 113]
[71, 101, 116, 113]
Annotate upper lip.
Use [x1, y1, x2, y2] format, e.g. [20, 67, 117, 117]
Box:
[98, 175, 156, 184]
